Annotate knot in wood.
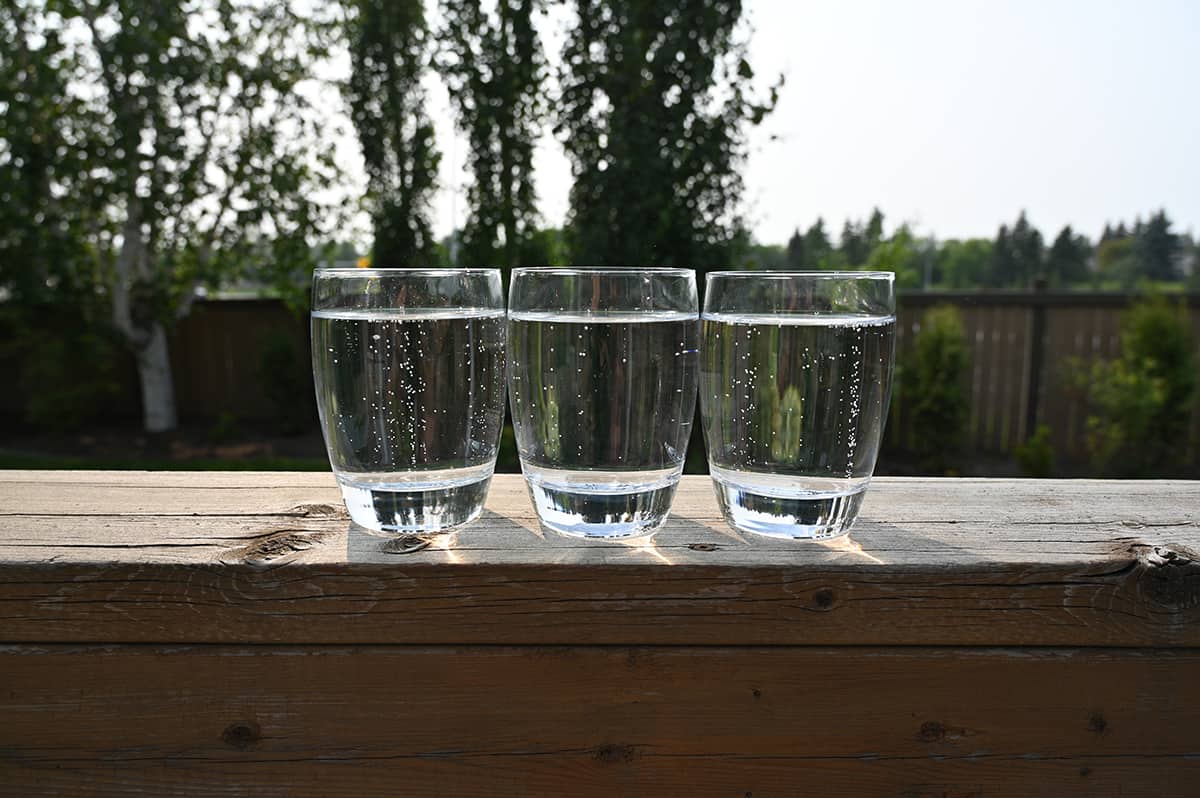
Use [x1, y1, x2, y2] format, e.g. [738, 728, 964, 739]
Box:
[812, 588, 836, 610]
[382, 534, 436, 555]
[917, 720, 973, 744]
[230, 529, 327, 564]
[687, 542, 719, 552]
[594, 743, 637, 764]
[290, 503, 343, 518]
[221, 720, 261, 750]
[1133, 544, 1200, 613]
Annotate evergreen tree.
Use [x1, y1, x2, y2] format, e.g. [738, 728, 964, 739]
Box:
[347, 0, 440, 267]
[785, 228, 806, 270]
[865, 208, 885, 250]
[1046, 225, 1091, 286]
[557, 0, 779, 266]
[803, 218, 831, 267]
[1009, 211, 1044, 287]
[1134, 209, 1181, 281]
[440, 0, 546, 270]
[989, 224, 1015, 287]
[840, 219, 869, 266]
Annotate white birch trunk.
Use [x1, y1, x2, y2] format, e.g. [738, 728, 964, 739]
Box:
[112, 202, 181, 433]
[135, 323, 178, 433]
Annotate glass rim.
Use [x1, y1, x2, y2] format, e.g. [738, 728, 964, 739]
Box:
[313, 267, 500, 277]
[706, 270, 894, 280]
[511, 267, 694, 277]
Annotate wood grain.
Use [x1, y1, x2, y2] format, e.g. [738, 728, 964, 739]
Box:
[1, 472, 1198, 646]
[3, 644, 1198, 797]
[2, 471, 1198, 796]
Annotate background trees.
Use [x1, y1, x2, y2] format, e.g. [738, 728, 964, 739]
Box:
[557, 0, 779, 268]
[773, 207, 1194, 292]
[346, 0, 440, 267]
[1, 0, 338, 432]
[2, 0, 1197, 443]
[440, 0, 549, 271]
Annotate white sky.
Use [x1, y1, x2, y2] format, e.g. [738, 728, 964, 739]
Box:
[420, 0, 1200, 246]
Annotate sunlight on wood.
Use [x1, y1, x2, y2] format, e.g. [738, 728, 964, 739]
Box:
[613, 536, 675, 566]
[815, 533, 886, 565]
[433, 532, 463, 564]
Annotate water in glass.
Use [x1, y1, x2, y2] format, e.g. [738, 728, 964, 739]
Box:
[701, 311, 895, 538]
[312, 307, 505, 532]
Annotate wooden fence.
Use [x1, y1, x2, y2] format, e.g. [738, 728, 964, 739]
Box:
[8, 293, 1198, 464]
[889, 292, 1200, 462]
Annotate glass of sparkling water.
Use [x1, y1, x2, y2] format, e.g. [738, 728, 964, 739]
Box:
[507, 268, 699, 539]
[700, 272, 895, 539]
[311, 268, 506, 534]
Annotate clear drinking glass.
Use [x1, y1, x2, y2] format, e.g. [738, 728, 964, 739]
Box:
[311, 268, 506, 534]
[700, 272, 895, 539]
[507, 268, 699, 538]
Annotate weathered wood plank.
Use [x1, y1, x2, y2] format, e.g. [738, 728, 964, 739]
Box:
[0, 473, 1197, 646]
[2, 644, 1198, 797]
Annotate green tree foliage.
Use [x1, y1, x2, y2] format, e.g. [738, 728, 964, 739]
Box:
[840, 219, 870, 266]
[440, 0, 547, 270]
[1134, 210, 1181, 281]
[557, 0, 779, 266]
[1, 0, 338, 431]
[0, 5, 121, 429]
[738, 241, 787, 270]
[989, 211, 1043, 288]
[346, 0, 440, 267]
[988, 225, 1014, 287]
[1046, 225, 1090, 286]
[906, 305, 971, 473]
[1014, 424, 1055, 478]
[785, 228, 805, 269]
[0, 6, 101, 306]
[1095, 236, 1137, 288]
[865, 208, 885, 250]
[257, 331, 317, 435]
[935, 239, 992, 289]
[864, 225, 924, 288]
[802, 218, 831, 267]
[1078, 297, 1196, 476]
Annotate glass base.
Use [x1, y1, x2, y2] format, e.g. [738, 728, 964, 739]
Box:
[710, 467, 868, 540]
[522, 466, 680, 539]
[338, 474, 491, 535]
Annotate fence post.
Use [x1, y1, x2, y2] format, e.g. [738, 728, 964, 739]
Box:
[1024, 277, 1048, 440]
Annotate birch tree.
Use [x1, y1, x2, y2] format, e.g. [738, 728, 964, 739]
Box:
[0, 0, 338, 431]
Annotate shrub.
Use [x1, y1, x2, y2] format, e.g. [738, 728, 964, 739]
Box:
[257, 330, 317, 435]
[1077, 297, 1195, 476]
[208, 411, 240, 444]
[1015, 424, 1055, 478]
[0, 308, 123, 432]
[907, 305, 971, 474]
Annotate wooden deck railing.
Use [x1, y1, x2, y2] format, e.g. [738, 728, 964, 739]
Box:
[1, 471, 1198, 796]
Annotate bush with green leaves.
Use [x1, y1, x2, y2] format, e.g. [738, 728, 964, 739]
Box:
[257, 331, 317, 436]
[1077, 297, 1196, 476]
[1, 308, 123, 432]
[1015, 424, 1055, 478]
[906, 305, 971, 474]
